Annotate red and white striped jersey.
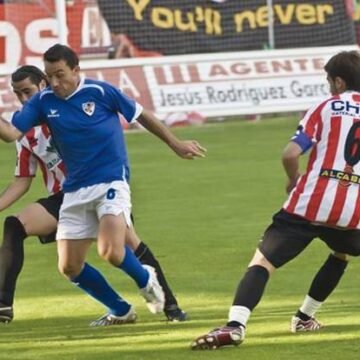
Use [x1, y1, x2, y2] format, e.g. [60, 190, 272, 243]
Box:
[15, 124, 66, 195]
[284, 91, 360, 229]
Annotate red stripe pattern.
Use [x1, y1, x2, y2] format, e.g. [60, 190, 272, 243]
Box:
[283, 92, 360, 229]
[15, 124, 65, 195]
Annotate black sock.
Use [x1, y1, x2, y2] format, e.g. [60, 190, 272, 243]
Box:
[135, 242, 178, 308]
[0, 217, 27, 306]
[308, 254, 348, 302]
[232, 265, 270, 310]
[227, 321, 245, 328]
[295, 254, 347, 321]
[295, 310, 311, 321]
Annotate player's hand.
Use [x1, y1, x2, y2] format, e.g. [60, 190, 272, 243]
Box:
[173, 140, 207, 160]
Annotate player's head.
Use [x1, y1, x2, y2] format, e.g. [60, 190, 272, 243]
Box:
[11, 65, 48, 105]
[43, 43, 80, 99]
[325, 50, 360, 95]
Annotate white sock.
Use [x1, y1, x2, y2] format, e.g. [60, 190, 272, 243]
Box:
[299, 295, 322, 318]
[228, 305, 251, 327]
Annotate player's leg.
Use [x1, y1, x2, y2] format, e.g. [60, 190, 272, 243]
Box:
[96, 181, 165, 314]
[98, 213, 165, 314]
[290, 252, 348, 333]
[126, 225, 187, 321]
[97, 213, 148, 287]
[291, 227, 360, 332]
[0, 201, 58, 323]
[191, 210, 316, 350]
[191, 247, 273, 350]
[57, 237, 136, 326]
[56, 188, 137, 326]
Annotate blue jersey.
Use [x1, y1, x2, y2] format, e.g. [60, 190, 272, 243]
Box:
[12, 78, 143, 192]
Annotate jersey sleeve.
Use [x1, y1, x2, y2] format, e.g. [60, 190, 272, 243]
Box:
[289, 101, 329, 154]
[14, 141, 37, 177]
[297, 102, 326, 141]
[105, 84, 143, 123]
[11, 94, 43, 133]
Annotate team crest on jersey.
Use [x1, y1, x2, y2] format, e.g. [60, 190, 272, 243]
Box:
[82, 102, 95, 116]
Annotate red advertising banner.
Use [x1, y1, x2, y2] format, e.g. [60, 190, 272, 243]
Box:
[0, 63, 154, 116]
[0, 1, 84, 71]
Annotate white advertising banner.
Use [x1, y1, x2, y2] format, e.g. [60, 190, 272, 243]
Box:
[140, 46, 355, 117]
[1, 46, 357, 120]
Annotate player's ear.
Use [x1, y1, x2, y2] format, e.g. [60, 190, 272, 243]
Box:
[39, 79, 47, 91]
[334, 77, 347, 93]
[73, 65, 81, 75]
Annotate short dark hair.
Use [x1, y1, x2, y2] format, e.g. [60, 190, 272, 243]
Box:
[11, 65, 48, 86]
[43, 43, 79, 69]
[325, 51, 360, 91]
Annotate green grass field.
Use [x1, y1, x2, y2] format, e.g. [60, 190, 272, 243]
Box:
[0, 117, 360, 360]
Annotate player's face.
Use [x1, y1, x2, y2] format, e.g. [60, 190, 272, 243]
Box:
[12, 77, 42, 105]
[44, 59, 80, 99]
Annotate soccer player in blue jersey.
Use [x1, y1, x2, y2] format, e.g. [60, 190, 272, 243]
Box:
[0, 65, 187, 324]
[0, 44, 206, 325]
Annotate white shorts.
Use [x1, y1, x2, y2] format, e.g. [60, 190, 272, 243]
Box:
[56, 180, 132, 240]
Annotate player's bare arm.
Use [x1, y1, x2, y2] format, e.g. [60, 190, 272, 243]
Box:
[0, 177, 33, 211]
[282, 141, 302, 194]
[137, 109, 207, 160]
[0, 116, 23, 142]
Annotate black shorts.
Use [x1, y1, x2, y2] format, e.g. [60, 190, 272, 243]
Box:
[259, 209, 360, 268]
[35, 191, 64, 244]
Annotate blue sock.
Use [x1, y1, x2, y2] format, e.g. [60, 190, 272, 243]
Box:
[119, 246, 149, 288]
[71, 263, 131, 316]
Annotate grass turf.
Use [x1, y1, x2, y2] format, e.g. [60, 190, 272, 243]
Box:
[0, 116, 360, 359]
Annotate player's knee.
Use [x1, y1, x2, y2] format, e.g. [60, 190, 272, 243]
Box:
[248, 249, 276, 274]
[3, 216, 28, 243]
[332, 252, 348, 261]
[97, 244, 124, 266]
[58, 261, 82, 278]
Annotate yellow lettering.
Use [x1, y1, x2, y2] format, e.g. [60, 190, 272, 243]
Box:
[152, 7, 174, 29]
[336, 172, 343, 180]
[204, 9, 222, 35]
[174, 9, 196, 32]
[351, 175, 358, 183]
[274, 4, 295, 25]
[256, 6, 268, 27]
[195, 7, 205, 22]
[316, 4, 333, 24]
[342, 174, 350, 181]
[297, 4, 316, 25]
[145, 3, 336, 35]
[234, 11, 257, 32]
[126, 0, 150, 21]
[321, 170, 329, 177]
